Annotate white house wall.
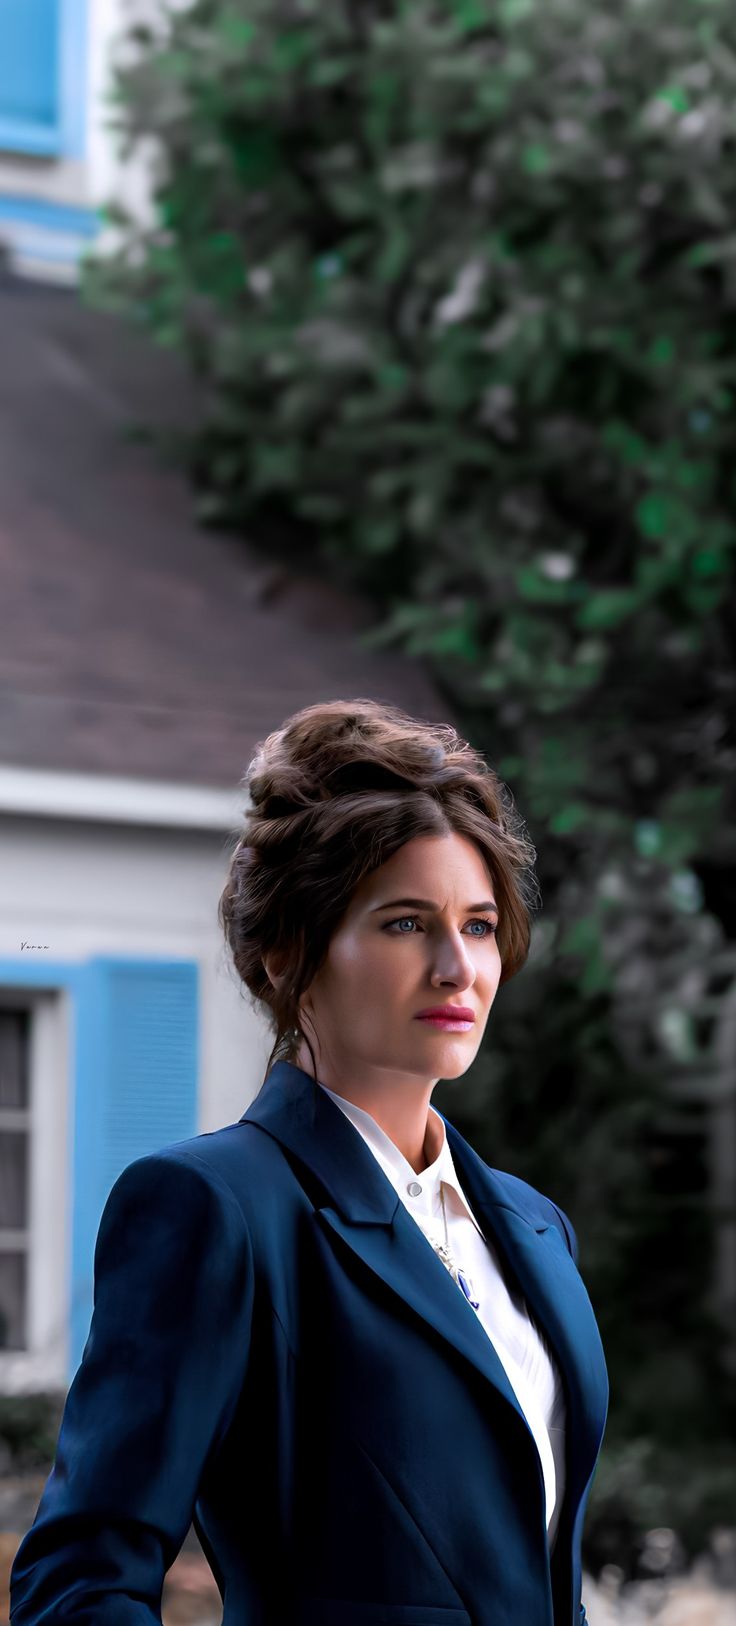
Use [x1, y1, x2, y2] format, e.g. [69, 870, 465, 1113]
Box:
[0, 808, 273, 1134]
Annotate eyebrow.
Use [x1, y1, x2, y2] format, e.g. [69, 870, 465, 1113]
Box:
[370, 896, 498, 915]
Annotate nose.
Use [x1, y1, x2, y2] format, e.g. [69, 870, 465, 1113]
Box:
[429, 931, 476, 989]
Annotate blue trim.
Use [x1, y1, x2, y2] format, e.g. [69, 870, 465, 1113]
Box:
[0, 121, 61, 158]
[0, 0, 88, 158]
[71, 959, 108, 1373]
[0, 193, 100, 236]
[0, 954, 199, 1381]
[71, 956, 199, 1376]
[59, 0, 88, 158]
[0, 958, 85, 992]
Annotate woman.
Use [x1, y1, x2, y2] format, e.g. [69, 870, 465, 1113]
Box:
[10, 697, 608, 1625]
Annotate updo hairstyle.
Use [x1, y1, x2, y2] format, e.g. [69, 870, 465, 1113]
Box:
[218, 697, 539, 1085]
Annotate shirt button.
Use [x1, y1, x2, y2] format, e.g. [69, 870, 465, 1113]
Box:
[407, 1181, 423, 1196]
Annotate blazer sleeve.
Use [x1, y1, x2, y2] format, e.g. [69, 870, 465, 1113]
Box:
[9, 1150, 254, 1624]
[548, 1198, 590, 1626]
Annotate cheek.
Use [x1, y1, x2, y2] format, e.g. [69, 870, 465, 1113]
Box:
[327, 934, 399, 994]
[323, 934, 380, 990]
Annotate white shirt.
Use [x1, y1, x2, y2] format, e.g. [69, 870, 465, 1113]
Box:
[317, 1080, 567, 1551]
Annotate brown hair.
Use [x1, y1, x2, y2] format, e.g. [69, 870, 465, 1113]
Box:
[218, 697, 540, 1085]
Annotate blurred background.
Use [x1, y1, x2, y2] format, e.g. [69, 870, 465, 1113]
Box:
[0, 2, 735, 1623]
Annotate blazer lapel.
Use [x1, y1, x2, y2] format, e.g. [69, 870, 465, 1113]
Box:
[440, 1120, 609, 1509]
[318, 1189, 537, 1436]
[241, 1061, 607, 1509]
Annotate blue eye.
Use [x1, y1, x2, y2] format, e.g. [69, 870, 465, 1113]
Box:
[384, 915, 497, 938]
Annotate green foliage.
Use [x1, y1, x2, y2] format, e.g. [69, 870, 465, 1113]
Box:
[85, 0, 736, 862]
[85, 0, 736, 1560]
[584, 1435, 736, 1575]
[0, 1393, 65, 1470]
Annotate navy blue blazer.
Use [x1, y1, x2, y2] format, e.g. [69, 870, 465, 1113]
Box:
[10, 1060, 608, 1625]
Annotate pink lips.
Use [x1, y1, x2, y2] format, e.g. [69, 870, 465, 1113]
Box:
[415, 1001, 474, 1027]
[415, 1001, 474, 1014]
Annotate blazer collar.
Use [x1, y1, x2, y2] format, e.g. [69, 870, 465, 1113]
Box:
[242, 1058, 564, 1232]
[315, 1077, 487, 1238]
[240, 1061, 608, 1516]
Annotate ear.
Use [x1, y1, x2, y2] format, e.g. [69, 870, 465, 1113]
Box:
[262, 950, 289, 991]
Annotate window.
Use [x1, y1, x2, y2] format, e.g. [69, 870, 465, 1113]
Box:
[0, 1008, 31, 1350]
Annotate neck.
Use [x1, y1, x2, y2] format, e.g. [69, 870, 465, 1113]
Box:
[306, 1064, 444, 1174]
[364, 1109, 440, 1175]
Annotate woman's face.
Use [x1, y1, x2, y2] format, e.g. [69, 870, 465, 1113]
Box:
[295, 831, 503, 1088]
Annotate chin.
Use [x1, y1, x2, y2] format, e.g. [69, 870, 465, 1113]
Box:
[439, 1056, 476, 1079]
[426, 1045, 477, 1077]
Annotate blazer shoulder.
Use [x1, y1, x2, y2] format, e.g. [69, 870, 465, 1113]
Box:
[135, 1118, 284, 1224]
[103, 1137, 252, 1245]
[486, 1164, 580, 1264]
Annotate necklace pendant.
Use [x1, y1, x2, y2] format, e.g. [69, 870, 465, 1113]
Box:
[457, 1268, 480, 1311]
[431, 1242, 479, 1310]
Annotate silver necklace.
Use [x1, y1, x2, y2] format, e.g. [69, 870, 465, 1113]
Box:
[430, 1185, 480, 1311]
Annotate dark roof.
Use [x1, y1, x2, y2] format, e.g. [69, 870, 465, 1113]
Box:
[0, 276, 448, 789]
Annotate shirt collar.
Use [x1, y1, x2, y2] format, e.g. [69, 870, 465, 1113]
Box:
[316, 1080, 485, 1237]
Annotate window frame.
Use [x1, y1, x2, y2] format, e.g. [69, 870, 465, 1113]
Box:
[0, 988, 70, 1389]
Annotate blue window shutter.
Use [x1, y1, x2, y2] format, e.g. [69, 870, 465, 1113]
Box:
[0, 0, 86, 157]
[70, 957, 199, 1378]
[0, 1, 60, 150]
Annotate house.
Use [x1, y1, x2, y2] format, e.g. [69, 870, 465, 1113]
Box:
[0, 0, 450, 1404]
[0, 0, 153, 282]
[0, 275, 448, 1393]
